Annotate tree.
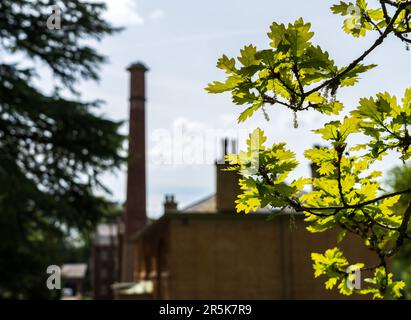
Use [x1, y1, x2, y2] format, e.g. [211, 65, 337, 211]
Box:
[0, 1, 124, 299]
[387, 165, 411, 298]
[207, 0, 411, 299]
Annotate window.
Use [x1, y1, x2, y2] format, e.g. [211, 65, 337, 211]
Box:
[100, 249, 108, 261]
[100, 268, 108, 279]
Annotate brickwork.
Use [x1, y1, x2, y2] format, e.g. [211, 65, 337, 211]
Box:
[122, 63, 149, 282]
[132, 214, 379, 299]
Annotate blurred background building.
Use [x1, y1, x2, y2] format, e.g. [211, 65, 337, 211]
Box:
[61, 263, 87, 300]
[91, 224, 117, 300]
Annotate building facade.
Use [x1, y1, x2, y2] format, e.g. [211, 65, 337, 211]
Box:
[131, 212, 377, 299]
[92, 224, 117, 300]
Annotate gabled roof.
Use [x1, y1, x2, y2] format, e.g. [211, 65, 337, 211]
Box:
[180, 194, 216, 213]
[180, 193, 291, 214]
[62, 263, 87, 279]
[94, 223, 118, 246]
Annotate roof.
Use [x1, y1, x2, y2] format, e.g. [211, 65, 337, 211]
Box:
[112, 281, 153, 296]
[61, 263, 87, 279]
[96, 223, 118, 237]
[94, 223, 118, 246]
[180, 193, 289, 214]
[181, 194, 216, 213]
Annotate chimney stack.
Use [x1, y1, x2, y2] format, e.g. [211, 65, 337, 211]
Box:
[163, 195, 178, 214]
[215, 138, 242, 213]
[122, 62, 149, 281]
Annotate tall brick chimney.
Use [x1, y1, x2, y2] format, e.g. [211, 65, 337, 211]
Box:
[122, 62, 149, 282]
[216, 138, 242, 213]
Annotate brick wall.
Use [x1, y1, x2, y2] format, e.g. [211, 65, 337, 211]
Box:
[166, 214, 378, 299]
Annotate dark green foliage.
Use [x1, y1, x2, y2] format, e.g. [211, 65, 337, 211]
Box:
[0, 0, 125, 299]
[387, 165, 411, 299]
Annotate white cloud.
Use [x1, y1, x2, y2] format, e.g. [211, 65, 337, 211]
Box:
[129, 29, 262, 48]
[101, 0, 145, 26]
[148, 116, 243, 167]
[96, 1, 165, 26]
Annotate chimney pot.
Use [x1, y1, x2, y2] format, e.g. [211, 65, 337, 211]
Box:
[231, 139, 237, 154]
[127, 62, 149, 72]
[164, 194, 178, 214]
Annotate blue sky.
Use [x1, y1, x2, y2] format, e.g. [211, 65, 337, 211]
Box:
[71, 0, 410, 218]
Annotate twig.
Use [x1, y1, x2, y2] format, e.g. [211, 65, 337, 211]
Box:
[301, 188, 411, 212]
[305, 4, 407, 97]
